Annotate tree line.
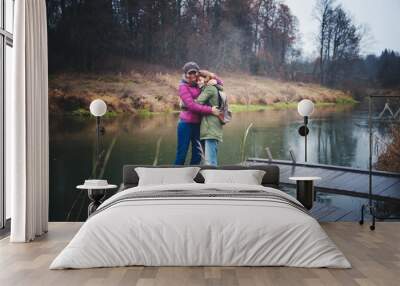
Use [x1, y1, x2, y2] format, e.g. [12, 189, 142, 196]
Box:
[364, 50, 400, 88]
[289, 0, 399, 90]
[46, 0, 298, 75]
[46, 0, 399, 90]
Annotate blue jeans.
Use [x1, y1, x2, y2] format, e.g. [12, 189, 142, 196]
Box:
[204, 139, 219, 166]
[174, 120, 202, 165]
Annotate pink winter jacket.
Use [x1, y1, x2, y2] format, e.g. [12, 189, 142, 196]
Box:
[178, 78, 223, 124]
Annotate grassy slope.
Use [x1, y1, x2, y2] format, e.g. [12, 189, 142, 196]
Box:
[49, 71, 356, 116]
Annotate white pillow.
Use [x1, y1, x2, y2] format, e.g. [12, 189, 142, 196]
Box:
[135, 167, 200, 186]
[200, 169, 266, 185]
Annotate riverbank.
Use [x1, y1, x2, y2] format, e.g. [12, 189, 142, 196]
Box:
[229, 101, 354, 112]
[49, 71, 356, 116]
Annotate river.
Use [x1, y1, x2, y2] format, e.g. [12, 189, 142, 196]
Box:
[49, 100, 398, 221]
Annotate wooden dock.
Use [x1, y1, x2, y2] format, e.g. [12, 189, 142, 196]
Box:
[248, 158, 400, 202]
[309, 202, 357, 222]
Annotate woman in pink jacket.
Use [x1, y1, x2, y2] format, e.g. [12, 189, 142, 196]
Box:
[174, 62, 220, 165]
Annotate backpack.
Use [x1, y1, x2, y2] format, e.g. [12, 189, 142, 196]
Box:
[217, 89, 232, 125]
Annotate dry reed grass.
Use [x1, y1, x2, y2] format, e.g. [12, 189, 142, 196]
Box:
[49, 70, 355, 115]
[376, 127, 400, 173]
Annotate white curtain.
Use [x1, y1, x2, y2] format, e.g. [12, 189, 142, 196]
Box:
[9, 0, 49, 242]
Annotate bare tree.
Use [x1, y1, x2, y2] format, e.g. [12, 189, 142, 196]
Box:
[314, 0, 362, 86]
[314, 0, 335, 84]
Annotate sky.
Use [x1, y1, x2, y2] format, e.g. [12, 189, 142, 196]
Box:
[283, 0, 400, 57]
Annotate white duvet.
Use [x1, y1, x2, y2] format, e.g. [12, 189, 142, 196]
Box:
[50, 183, 351, 269]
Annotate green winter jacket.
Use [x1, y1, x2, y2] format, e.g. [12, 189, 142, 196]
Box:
[196, 85, 223, 142]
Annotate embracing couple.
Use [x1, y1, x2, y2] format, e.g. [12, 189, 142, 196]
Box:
[174, 62, 224, 166]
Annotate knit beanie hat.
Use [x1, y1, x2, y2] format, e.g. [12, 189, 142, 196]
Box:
[182, 62, 200, 75]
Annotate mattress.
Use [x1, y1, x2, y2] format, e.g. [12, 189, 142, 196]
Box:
[50, 183, 351, 269]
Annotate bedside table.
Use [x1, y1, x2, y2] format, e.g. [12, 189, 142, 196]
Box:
[76, 184, 117, 216]
[288, 177, 321, 210]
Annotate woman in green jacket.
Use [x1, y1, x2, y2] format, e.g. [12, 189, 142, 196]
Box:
[196, 70, 223, 166]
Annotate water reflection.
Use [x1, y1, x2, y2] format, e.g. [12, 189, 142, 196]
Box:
[250, 104, 366, 167]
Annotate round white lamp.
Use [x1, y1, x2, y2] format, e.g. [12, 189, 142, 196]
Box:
[297, 99, 314, 117]
[90, 99, 107, 117]
[297, 99, 315, 162]
[89, 99, 107, 178]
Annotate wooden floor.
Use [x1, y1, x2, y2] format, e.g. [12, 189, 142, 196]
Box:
[249, 159, 400, 201]
[1, 222, 399, 286]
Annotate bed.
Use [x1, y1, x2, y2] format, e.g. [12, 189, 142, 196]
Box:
[50, 165, 351, 269]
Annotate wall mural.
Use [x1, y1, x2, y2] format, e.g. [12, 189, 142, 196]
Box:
[46, 0, 400, 221]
